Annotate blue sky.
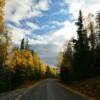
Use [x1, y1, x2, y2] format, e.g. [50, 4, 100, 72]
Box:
[5, 0, 100, 66]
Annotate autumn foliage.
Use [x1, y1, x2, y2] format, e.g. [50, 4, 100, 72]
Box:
[0, 0, 4, 33]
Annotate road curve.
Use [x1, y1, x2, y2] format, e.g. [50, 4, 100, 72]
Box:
[0, 79, 88, 100]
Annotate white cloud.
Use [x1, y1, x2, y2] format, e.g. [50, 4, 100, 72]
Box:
[29, 34, 48, 45]
[49, 21, 77, 50]
[29, 38, 48, 45]
[34, 0, 49, 11]
[5, 0, 51, 22]
[64, 0, 100, 4]
[27, 10, 43, 18]
[52, 21, 76, 39]
[50, 21, 64, 26]
[26, 22, 40, 30]
[59, 9, 67, 14]
[64, 0, 100, 19]
[5, 0, 33, 22]
[7, 25, 31, 44]
[29, 21, 77, 51]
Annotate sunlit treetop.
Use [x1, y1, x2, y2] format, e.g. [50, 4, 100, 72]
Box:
[0, 0, 5, 33]
[0, 0, 5, 7]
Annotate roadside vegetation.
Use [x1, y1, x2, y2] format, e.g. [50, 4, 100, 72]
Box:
[59, 10, 100, 99]
[0, 34, 57, 93]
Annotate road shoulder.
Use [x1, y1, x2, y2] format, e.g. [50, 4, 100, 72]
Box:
[57, 82, 94, 100]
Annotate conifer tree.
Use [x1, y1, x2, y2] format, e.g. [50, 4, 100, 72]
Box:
[20, 38, 25, 50]
[95, 12, 100, 74]
[25, 39, 29, 50]
[73, 10, 90, 80]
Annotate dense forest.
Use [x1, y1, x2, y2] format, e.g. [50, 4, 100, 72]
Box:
[60, 10, 100, 83]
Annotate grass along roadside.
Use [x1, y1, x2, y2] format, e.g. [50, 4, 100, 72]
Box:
[16, 80, 38, 89]
[58, 81, 94, 100]
[68, 76, 100, 100]
[58, 76, 100, 100]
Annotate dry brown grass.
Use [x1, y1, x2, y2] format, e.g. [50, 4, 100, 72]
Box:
[69, 76, 100, 99]
[17, 80, 37, 89]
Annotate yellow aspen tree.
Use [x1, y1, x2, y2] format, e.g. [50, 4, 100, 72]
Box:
[0, 0, 5, 33]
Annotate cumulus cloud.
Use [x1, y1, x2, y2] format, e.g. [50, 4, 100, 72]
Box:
[5, 0, 32, 22]
[50, 21, 77, 48]
[26, 22, 40, 30]
[64, 0, 100, 19]
[34, 0, 50, 11]
[7, 24, 31, 44]
[27, 10, 43, 18]
[5, 0, 51, 22]
[29, 36, 48, 45]
[29, 20, 77, 52]
[64, 0, 100, 4]
[50, 21, 64, 26]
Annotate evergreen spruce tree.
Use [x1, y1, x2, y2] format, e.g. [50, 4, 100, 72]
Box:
[95, 12, 100, 74]
[25, 39, 29, 50]
[20, 38, 25, 50]
[73, 10, 90, 80]
[89, 21, 96, 50]
[88, 21, 96, 75]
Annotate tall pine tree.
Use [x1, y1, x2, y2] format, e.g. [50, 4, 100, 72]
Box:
[73, 10, 90, 80]
[95, 12, 100, 74]
[20, 38, 25, 50]
[25, 39, 29, 50]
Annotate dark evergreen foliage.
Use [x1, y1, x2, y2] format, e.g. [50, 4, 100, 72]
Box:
[60, 10, 100, 83]
[20, 38, 25, 50]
